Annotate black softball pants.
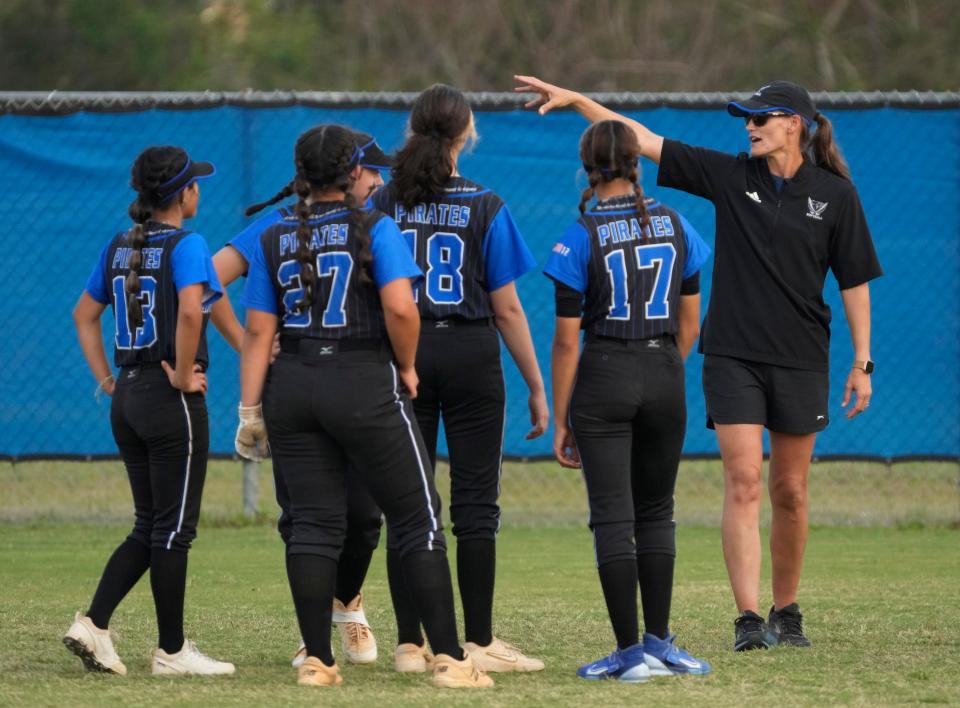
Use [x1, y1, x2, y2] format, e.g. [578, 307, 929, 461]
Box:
[111, 364, 209, 553]
[412, 319, 505, 541]
[570, 335, 685, 566]
[87, 363, 208, 652]
[263, 343, 461, 661]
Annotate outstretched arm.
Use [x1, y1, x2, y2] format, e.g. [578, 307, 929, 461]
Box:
[513, 74, 665, 163]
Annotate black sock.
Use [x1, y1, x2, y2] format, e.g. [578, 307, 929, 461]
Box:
[401, 550, 463, 660]
[335, 541, 375, 606]
[637, 553, 674, 640]
[387, 547, 423, 646]
[287, 553, 336, 665]
[150, 548, 188, 654]
[457, 539, 495, 646]
[598, 559, 639, 649]
[87, 538, 151, 629]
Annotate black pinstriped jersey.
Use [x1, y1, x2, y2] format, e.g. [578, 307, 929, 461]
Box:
[544, 196, 710, 339]
[241, 202, 421, 340]
[373, 177, 536, 321]
[84, 223, 222, 367]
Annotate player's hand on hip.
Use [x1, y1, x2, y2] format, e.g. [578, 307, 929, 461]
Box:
[161, 361, 207, 395]
[553, 424, 581, 469]
[236, 403, 270, 461]
[842, 368, 872, 419]
[526, 389, 550, 440]
[398, 365, 419, 400]
[513, 75, 578, 115]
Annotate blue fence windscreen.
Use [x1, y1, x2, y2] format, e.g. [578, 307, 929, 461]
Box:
[0, 105, 957, 459]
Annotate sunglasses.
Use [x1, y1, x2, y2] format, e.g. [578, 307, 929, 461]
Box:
[745, 111, 795, 127]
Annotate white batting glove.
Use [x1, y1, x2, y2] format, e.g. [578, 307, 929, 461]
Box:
[235, 403, 270, 461]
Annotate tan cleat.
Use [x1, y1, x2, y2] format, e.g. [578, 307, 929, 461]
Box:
[62, 613, 127, 676]
[152, 640, 235, 675]
[432, 652, 494, 689]
[463, 636, 545, 672]
[394, 642, 435, 673]
[297, 656, 343, 686]
[332, 593, 377, 664]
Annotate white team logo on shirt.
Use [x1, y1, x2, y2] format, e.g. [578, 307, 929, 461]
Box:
[806, 197, 829, 220]
[745, 191, 761, 203]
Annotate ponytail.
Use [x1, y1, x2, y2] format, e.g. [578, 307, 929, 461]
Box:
[124, 197, 151, 328]
[246, 181, 295, 217]
[806, 112, 851, 181]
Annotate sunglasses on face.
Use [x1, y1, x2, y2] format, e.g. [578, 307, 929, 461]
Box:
[745, 111, 794, 127]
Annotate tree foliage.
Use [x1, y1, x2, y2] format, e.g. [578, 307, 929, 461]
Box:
[1, 0, 957, 91]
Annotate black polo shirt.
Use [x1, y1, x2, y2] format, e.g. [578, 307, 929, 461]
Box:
[657, 139, 882, 371]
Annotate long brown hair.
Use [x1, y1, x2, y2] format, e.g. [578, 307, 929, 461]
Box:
[578, 120, 652, 235]
[391, 83, 475, 209]
[246, 125, 372, 314]
[803, 112, 851, 181]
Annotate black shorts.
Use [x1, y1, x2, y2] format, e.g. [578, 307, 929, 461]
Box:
[702, 354, 829, 435]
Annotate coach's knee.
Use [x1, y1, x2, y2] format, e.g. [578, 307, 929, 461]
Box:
[769, 476, 808, 515]
[724, 461, 763, 507]
[344, 511, 383, 553]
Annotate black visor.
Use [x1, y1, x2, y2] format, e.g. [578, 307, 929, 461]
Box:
[353, 132, 394, 170]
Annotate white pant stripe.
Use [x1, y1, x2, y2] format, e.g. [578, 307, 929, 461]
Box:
[390, 362, 437, 551]
[167, 392, 194, 550]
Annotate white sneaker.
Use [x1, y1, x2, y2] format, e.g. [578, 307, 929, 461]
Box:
[152, 640, 235, 675]
[332, 593, 377, 663]
[62, 612, 127, 675]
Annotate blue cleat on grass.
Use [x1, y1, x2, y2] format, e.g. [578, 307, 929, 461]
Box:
[576, 642, 651, 683]
[642, 633, 711, 676]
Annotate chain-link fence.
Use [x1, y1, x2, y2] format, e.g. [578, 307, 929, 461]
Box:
[0, 92, 957, 524]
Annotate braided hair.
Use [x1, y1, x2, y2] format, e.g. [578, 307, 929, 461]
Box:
[578, 120, 652, 237]
[391, 83, 476, 209]
[126, 146, 191, 328]
[247, 124, 371, 315]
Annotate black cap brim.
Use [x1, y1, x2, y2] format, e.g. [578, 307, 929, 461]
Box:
[353, 132, 394, 170]
[157, 158, 216, 201]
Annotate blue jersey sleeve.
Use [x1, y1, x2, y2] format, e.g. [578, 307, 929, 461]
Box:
[482, 205, 537, 291]
[370, 217, 423, 290]
[171, 233, 223, 308]
[84, 240, 111, 304]
[542, 222, 591, 293]
[679, 214, 711, 279]
[229, 210, 284, 269]
[240, 238, 280, 315]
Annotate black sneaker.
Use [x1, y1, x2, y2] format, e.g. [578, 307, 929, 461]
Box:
[767, 603, 812, 647]
[734, 610, 771, 651]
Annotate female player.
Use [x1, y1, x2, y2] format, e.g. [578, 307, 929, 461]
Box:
[544, 120, 711, 681]
[211, 131, 391, 668]
[372, 83, 549, 673]
[518, 75, 882, 650]
[66, 146, 234, 676]
[234, 124, 492, 688]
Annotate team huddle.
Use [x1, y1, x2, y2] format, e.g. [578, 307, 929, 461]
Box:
[65, 77, 880, 688]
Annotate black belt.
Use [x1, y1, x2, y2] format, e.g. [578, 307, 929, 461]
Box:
[422, 317, 493, 331]
[280, 337, 385, 357]
[585, 333, 675, 348]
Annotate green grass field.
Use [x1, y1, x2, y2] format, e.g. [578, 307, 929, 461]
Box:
[2, 523, 958, 707]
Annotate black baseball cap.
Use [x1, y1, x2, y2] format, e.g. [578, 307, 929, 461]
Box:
[153, 148, 216, 202]
[353, 132, 394, 170]
[726, 81, 818, 125]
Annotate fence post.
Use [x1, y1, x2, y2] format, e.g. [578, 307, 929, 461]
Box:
[242, 459, 259, 517]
